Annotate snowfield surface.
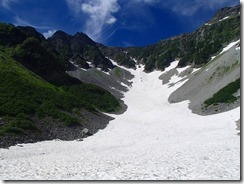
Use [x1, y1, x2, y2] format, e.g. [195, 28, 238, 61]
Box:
[0, 61, 240, 180]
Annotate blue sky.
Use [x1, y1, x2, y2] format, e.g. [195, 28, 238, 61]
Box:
[0, 0, 240, 46]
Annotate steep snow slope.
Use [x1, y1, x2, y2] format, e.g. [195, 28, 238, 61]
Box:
[0, 61, 240, 180]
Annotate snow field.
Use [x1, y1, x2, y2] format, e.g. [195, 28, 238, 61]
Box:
[0, 61, 240, 180]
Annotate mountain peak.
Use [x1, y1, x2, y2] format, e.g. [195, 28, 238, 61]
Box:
[74, 32, 88, 37]
[51, 30, 70, 39]
[207, 5, 240, 24]
[73, 32, 95, 46]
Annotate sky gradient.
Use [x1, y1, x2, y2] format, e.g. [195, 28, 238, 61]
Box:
[0, 0, 240, 46]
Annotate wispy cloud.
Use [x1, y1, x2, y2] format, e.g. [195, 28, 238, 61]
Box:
[14, 16, 52, 30]
[131, 0, 159, 5]
[0, 0, 17, 9]
[43, 29, 57, 39]
[66, 0, 120, 42]
[14, 16, 32, 26]
[65, 0, 82, 16]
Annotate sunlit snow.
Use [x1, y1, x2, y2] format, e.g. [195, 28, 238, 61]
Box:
[219, 16, 230, 22]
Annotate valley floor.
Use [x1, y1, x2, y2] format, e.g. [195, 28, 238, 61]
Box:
[0, 61, 240, 180]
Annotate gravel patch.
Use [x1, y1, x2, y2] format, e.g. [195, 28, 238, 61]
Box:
[193, 99, 240, 115]
[159, 68, 179, 84]
[235, 119, 240, 135]
[0, 109, 113, 148]
[67, 66, 133, 100]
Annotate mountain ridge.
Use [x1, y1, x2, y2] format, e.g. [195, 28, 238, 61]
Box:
[0, 4, 240, 148]
[123, 4, 240, 71]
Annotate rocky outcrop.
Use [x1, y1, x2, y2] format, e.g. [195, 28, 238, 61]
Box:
[48, 31, 114, 72]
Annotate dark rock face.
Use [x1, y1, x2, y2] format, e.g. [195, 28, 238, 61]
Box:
[100, 46, 136, 69]
[48, 31, 114, 72]
[0, 23, 27, 46]
[17, 26, 46, 41]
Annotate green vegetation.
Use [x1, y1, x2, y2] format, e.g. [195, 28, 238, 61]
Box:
[204, 78, 240, 107]
[0, 115, 39, 135]
[12, 37, 78, 86]
[144, 56, 156, 72]
[0, 23, 26, 47]
[62, 85, 120, 113]
[0, 48, 120, 136]
[114, 67, 123, 77]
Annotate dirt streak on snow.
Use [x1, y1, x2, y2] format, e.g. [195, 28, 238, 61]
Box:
[0, 61, 240, 180]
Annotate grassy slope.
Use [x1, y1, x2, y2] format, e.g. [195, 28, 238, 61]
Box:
[0, 49, 120, 136]
[204, 78, 240, 107]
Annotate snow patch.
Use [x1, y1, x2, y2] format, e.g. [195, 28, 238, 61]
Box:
[176, 65, 190, 74]
[87, 61, 94, 68]
[69, 60, 87, 71]
[211, 56, 216, 60]
[120, 82, 129, 88]
[192, 68, 201, 74]
[219, 40, 240, 55]
[108, 58, 135, 72]
[219, 16, 230, 22]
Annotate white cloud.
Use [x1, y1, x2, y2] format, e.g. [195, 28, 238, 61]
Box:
[66, 0, 120, 42]
[106, 17, 117, 24]
[81, 0, 120, 41]
[43, 30, 57, 39]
